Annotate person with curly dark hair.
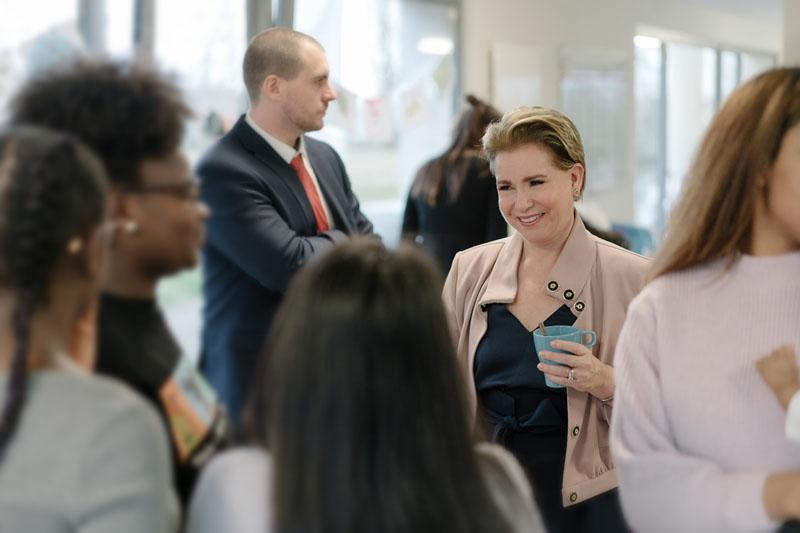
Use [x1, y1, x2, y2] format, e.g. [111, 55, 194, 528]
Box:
[9, 60, 229, 504]
[0, 126, 177, 531]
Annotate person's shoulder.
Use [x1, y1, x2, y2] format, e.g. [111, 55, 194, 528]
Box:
[202, 446, 271, 481]
[188, 447, 271, 533]
[448, 237, 514, 282]
[31, 372, 166, 469]
[413, 157, 439, 179]
[635, 258, 725, 305]
[38, 371, 155, 419]
[197, 132, 252, 175]
[593, 234, 650, 272]
[474, 442, 528, 485]
[474, 443, 545, 533]
[304, 135, 341, 160]
[76, 374, 167, 448]
[452, 237, 512, 267]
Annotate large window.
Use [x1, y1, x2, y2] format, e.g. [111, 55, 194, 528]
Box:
[663, 42, 717, 213]
[0, 0, 80, 120]
[634, 35, 775, 241]
[102, 0, 136, 58]
[155, 0, 247, 161]
[151, 0, 247, 360]
[0, 0, 459, 359]
[632, 36, 664, 235]
[295, 0, 459, 244]
[560, 47, 628, 196]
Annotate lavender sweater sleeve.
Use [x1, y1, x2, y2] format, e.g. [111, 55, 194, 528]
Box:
[611, 289, 777, 533]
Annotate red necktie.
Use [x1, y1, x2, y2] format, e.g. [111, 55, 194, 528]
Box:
[290, 154, 330, 232]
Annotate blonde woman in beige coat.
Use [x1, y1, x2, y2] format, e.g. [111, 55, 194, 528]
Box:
[443, 107, 648, 533]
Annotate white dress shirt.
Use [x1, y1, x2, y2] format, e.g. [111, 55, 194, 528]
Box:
[245, 113, 334, 228]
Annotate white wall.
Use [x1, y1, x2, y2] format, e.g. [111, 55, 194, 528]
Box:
[461, 0, 782, 224]
[786, 0, 800, 65]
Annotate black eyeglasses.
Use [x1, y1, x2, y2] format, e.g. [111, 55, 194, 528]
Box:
[123, 180, 200, 201]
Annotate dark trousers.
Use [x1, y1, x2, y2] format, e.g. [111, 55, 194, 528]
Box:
[509, 431, 631, 533]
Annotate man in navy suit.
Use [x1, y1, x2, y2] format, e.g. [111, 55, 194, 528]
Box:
[198, 27, 374, 425]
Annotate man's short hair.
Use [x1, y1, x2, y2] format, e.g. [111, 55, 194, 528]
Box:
[243, 27, 322, 104]
[8, 60, 191, 188]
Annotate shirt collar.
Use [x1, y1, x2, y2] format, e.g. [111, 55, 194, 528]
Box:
[478, 214, 596, 313]
[245, 112, 307, 164]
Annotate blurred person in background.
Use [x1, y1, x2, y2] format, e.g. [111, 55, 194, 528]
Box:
[9, 60, 229, 505]
[0, 126, 177, 532]
[198, 27, 373, 426]
[612, 67, 800, 532]
[402, 94, 506, 273]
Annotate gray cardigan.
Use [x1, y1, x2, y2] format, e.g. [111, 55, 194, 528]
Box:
[187, 443, 545, 533]
[0, 371, 178, 532]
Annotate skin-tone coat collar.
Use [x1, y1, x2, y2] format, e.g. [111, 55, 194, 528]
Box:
[478, 214, 596, 317]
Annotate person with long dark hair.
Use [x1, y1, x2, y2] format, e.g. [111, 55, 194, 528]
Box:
[0, 127, 177, 531]
[402, 94, 506, 273]
[186, 239, 543, 533]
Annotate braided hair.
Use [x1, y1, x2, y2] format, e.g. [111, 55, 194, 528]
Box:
[0, 126, 107, 458]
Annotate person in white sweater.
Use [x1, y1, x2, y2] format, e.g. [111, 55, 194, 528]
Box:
[188, 239, 544, 533]
[611, 66, 800, 533]
[0, 127, 177, 531]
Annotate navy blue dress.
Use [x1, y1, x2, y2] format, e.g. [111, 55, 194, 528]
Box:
[474, 304, 629, 533]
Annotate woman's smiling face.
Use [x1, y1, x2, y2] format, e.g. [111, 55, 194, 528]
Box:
[494, 143, 583, 249]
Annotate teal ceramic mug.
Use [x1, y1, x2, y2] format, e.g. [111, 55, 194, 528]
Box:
[533, 325, 597, 388]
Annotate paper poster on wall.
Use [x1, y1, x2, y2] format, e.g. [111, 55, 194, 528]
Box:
[396, 77, 439, 130]
[325, 83, 357, 134]
[361, 96, 395, 143]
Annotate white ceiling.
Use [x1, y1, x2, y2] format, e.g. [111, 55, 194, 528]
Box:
[680, 0, 784, 25]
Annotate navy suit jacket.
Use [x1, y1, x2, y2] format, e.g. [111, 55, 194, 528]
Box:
[197, 116, 373, 424]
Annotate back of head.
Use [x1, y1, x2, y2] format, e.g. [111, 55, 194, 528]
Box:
[8, 60, 190, 188]
[243, 27, 322, 104]
[0, 126, 108, 458]
[482, 106, 587, 197]
[651, 67, 800, 279]
[452, 95, 502, 159]
[414, 94, 502, 206]
[249, 238, 512, 533]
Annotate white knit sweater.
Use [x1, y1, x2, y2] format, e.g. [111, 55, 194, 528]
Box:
[611, 252, 800, 533]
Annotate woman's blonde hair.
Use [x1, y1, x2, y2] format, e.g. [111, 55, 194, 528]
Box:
[651, 67, 800, 280]
[481, 106, 587, 196]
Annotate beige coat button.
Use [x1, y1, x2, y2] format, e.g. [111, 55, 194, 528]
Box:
[564, 289, 574, 300]
[572, 425, 580, 437]
[548, 281, 559, 291]
[569, 492, 578, 503]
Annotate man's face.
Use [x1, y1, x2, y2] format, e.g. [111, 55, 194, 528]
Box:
[121, 151, 209, 279]
[279, 41, 337, 136]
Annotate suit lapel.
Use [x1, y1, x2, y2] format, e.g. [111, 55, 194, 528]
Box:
[232, 117, 318, 231]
